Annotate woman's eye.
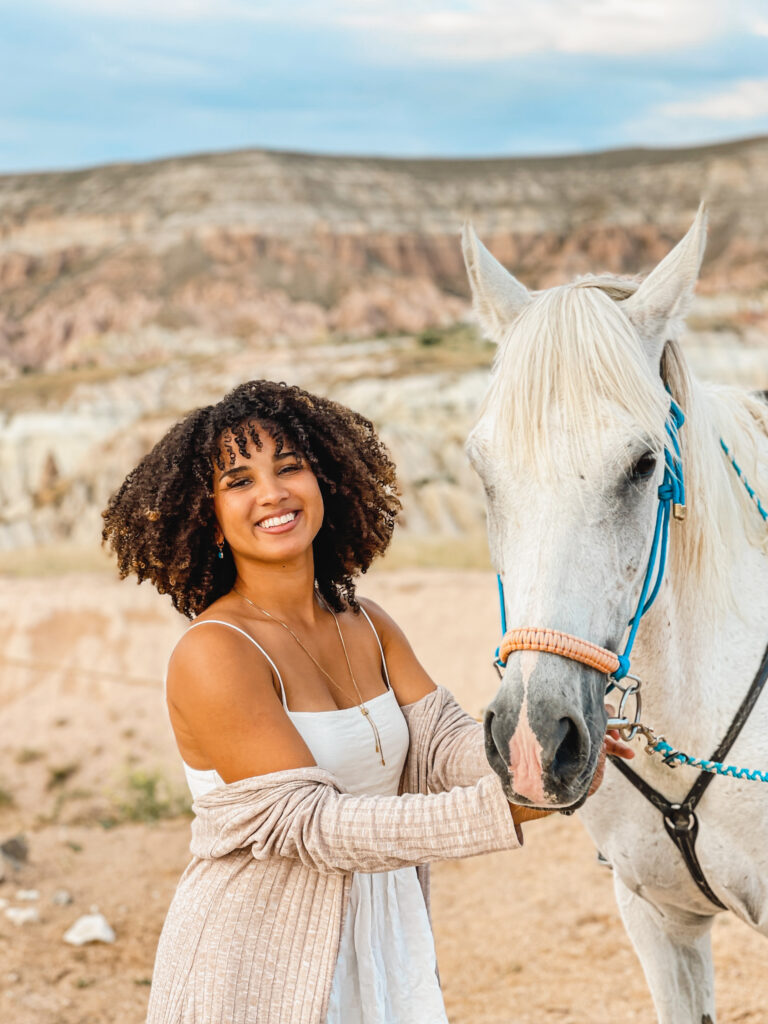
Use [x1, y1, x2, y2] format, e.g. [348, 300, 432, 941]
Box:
[279, 463, 300, 475]
[226, 477, 250, 489]
[629, 452, 657, 482]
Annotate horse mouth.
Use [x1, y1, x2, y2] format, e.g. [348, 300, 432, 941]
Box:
[492, 747, 602, 812]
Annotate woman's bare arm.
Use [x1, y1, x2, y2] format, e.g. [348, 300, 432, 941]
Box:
[166, 625, 315, 782]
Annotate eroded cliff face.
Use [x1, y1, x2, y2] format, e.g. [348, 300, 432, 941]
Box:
[1, 140, 767, 560]
[2, 138, 768, 375]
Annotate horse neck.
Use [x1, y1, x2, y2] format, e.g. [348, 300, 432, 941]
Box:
[631, 517, 768, 754]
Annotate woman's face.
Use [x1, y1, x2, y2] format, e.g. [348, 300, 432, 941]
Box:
[212, 426, 324, 568]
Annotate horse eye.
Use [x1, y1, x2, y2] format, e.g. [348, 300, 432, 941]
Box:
[629, 452, 658, 481]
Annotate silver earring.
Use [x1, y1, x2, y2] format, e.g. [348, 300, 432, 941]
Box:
[217, 539, 225, 559]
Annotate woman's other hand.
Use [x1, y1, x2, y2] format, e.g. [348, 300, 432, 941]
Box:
[586, 711, 635, 798]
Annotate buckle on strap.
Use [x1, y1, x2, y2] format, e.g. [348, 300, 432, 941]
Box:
[664, 803, 696, 833]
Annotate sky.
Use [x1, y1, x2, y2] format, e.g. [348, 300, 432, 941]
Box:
[1, 0, 768, 172]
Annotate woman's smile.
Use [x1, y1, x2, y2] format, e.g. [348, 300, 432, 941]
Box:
[255, 509, 301, 533]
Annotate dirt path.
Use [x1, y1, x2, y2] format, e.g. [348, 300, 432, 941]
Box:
[1, 570, 765, 1023]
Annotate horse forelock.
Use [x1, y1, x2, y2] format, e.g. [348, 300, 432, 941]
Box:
[481, 281, 669, 476]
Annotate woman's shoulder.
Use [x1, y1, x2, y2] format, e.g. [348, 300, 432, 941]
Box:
[173, 603, 259, 657]
[166, 603, 278, 707]
[178, 590, 289, 653]
[356, 596, 406, 646]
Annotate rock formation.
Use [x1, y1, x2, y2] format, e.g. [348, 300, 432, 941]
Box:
[0, 139, 766, 560]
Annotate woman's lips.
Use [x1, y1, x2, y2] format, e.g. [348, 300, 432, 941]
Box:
[255, 510, 301, 534]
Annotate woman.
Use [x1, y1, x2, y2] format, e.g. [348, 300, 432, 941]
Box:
[102, 379, 632, 1024]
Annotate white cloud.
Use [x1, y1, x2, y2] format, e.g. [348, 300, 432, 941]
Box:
[330, 0, 732, 59]
[658, 78, 768, 122]
[741, 0, 768, 37]
[27, 0, 761, 59]
[31, 0, 251, 18]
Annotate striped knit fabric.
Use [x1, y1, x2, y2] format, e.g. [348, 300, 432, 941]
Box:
[146, 686, 521, 1023]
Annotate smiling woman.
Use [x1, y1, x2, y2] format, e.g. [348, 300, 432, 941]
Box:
[102, 380, 400, 618]
[101, 378, 628, 1024]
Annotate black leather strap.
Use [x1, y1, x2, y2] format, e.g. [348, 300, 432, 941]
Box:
[684, 639, 768, 812]
[610, 755, 672, 817]
[661, 809, 725, 908]
[611, 756, 727, 908]
[608, 638, 768, 910]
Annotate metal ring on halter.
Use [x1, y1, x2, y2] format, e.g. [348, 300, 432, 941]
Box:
[605, 674, 643, 741]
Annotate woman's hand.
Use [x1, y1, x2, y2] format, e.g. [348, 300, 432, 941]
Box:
[586, 709, 635, 798]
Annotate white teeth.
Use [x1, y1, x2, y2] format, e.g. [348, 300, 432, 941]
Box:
[258, 511, 297, 529]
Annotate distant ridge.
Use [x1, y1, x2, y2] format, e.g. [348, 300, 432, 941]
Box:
[3, 132, 767, 179]
[1, 134, 767, 373]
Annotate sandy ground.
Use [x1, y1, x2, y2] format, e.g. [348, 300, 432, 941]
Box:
[0, 568, 766, 1023]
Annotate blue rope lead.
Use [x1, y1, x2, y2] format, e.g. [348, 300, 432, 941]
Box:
[613, 397, 685, 681]
[720, 439, 768, 522]
[494, 573, 507, 667]
[652, 740, 768, 782]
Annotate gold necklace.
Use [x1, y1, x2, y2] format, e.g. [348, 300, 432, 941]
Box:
[233, 587, 386, 766]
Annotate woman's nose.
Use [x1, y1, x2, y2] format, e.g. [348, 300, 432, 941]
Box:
[255, 474, 291, 504]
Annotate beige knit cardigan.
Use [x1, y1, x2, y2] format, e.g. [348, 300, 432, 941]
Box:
[146, 686, 521, 1024]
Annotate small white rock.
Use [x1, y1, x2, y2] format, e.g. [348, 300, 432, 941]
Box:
[51, 889, 73, 906]
[16, 889, 39, 901]
[5, 906, 40, 926]
[63, 912, 115, 946]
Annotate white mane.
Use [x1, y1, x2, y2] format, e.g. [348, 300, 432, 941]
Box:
[480, 275, 768, 610]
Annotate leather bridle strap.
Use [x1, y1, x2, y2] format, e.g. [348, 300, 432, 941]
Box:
[609, 637, 768, 910]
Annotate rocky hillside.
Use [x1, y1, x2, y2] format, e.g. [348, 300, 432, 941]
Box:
[2, 137, 768, 375]
[1, 138, 767, 564]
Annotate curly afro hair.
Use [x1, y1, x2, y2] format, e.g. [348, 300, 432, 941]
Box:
[102, 380, 401, 618]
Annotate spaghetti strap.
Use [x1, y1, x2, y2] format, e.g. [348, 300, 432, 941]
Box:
[359, 605, 392, 690]
[185, 619, 288, 708]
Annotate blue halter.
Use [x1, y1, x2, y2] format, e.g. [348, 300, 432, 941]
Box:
[494, 397, 686, 683]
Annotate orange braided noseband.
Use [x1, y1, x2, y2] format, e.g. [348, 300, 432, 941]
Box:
[499, 628, 620, 676]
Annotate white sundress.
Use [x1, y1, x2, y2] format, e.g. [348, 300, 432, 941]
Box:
[176, 611, 449, 1024]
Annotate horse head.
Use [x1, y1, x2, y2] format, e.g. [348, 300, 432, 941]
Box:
[463, 207, 707, 809]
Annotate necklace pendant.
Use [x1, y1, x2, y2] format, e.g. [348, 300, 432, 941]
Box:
[360, 706, 369, 716]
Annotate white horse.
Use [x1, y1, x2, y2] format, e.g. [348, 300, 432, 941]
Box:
[461, 207, 768, 1024]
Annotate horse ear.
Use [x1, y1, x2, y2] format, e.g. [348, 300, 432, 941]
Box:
[620, 203, 708, 362]
[462, 223, 531, 343]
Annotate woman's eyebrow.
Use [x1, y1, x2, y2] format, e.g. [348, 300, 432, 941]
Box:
[274, 450, 298, 460]
[219, 465, 250, 481]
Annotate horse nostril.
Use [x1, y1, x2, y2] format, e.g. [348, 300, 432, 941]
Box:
[552, 717, 584, 782]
